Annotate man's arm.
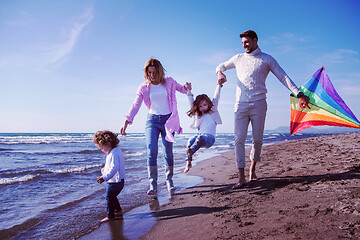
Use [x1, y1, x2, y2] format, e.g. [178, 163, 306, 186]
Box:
[269, 56, 310, 108]
[215, 54, 237, 85]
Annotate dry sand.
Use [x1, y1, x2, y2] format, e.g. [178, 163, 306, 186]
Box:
[142, 133, 360, 240]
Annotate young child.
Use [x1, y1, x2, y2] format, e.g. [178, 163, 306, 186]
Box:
[94, 130, 125, 223]
[184, 83, 222, 173]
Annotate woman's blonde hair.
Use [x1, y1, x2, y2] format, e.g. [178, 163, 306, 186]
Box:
[144, 58, 166, 85]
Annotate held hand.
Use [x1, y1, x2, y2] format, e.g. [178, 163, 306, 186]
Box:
[97, 176, 104, 184]
[184, 82, 192, 91]
[218, 78, 226, 85]
[299, 95, 311, 109]
[217, 71, 227, 85]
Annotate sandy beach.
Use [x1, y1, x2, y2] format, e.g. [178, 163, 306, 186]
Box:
[143, 133, 360, 240]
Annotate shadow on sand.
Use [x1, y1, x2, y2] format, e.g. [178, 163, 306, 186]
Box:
[152, 205, 230, 221]
[171, 165, 360, 197]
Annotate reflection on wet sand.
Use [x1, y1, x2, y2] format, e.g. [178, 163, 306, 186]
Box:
[79, 174, 203, 239]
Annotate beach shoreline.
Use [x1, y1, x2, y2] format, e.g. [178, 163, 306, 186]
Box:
[142, 133, 360, 240]
[75, 132, 360, 239]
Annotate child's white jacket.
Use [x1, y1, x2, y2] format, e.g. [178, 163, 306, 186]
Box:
[187, 84, 222, 130]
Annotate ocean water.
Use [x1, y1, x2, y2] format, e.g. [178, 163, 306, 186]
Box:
[0, 132, 328, 239]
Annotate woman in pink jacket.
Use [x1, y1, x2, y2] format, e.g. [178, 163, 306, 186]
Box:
[120, 58, 191, 196]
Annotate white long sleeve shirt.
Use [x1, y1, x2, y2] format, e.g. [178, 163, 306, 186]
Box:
[197, 114, 217, 136]
[216, 47, 300, 107]
[101, 146, 125, 183]
[187, 84, 222, 136]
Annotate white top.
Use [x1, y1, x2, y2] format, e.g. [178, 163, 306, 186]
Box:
[149, 83, 171, 115]
[101, 146, 125, 183]
[188, 84, 222, 137]
[216, 47, 300, 107]
[197, 114, 216, 136]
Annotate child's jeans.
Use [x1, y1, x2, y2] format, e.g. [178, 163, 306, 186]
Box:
[187, 133, 215, 159]
[106, 179, 124, 219]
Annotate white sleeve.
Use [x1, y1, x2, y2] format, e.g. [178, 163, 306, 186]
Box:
[212, 84, 222, 109]
[102, 152, 120, 181]
[216, 54, 238, 73]
[269, 56, 300, 95]
[187, 92, 195, 107]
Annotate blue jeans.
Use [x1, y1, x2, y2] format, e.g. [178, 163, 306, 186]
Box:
[187, 133, 215, 158]
[106, 179, 124, 219]
[145, 113, 173, 167]
[145, 113, 174, 192]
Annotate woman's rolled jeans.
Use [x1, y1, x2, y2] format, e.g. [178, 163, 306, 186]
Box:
[145, 113, 174, 192]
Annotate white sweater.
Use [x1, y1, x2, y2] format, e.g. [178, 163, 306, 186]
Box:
[216, 47, 300, 105]
[101, 146, 125, 183]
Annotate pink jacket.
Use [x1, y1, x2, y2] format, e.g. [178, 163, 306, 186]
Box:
[125, 76, 187, 142]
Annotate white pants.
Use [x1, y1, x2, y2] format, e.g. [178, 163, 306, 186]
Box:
[234, 99, 267, 169]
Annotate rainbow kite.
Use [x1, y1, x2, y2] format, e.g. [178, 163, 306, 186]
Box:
[290, 67, 360, 134]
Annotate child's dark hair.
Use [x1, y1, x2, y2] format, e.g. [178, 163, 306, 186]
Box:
[187, 94, 214, 117]
[93, 130, 119, 149]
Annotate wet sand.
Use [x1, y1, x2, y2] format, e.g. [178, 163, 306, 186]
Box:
[143, 133, 360, 239]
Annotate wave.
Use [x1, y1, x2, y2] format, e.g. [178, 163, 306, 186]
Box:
[0, 148, 12, 151]
[0, 214, 46, 240]
[126, 151, 146, 157]
[0, 174, 40, 185]
[41, 149, 101, 155]
[49, 164, 103, 174]
[0, 164, 102, 186]
[4, 149, 102, 155]
[212, 144, 233, 149]
[0, 134, 93, 145]
[0, 188, 104, 239]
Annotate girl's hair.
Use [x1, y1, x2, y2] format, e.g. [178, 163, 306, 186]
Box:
[93, 130, 119, 149]
[187, 94, 214, 117]
[144, 58, 166, 85]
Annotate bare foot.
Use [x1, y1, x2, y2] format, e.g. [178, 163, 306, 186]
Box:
[232, 180, 246, 189]
[249, 171, 258, 182]
[100, 217, 113, 223]
[184, 160, 192, 173]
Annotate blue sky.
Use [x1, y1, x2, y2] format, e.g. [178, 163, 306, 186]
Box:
[1, 0, 360, 133]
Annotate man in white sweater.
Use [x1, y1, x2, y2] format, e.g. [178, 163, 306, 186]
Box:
[216, 30, 309, 189]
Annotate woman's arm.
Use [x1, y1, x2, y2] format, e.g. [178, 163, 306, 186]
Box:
[172, 77, 190, 94]
[124, 84, 145, 124]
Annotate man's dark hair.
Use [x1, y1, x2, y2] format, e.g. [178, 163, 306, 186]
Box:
[240, 30, 258, 40]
